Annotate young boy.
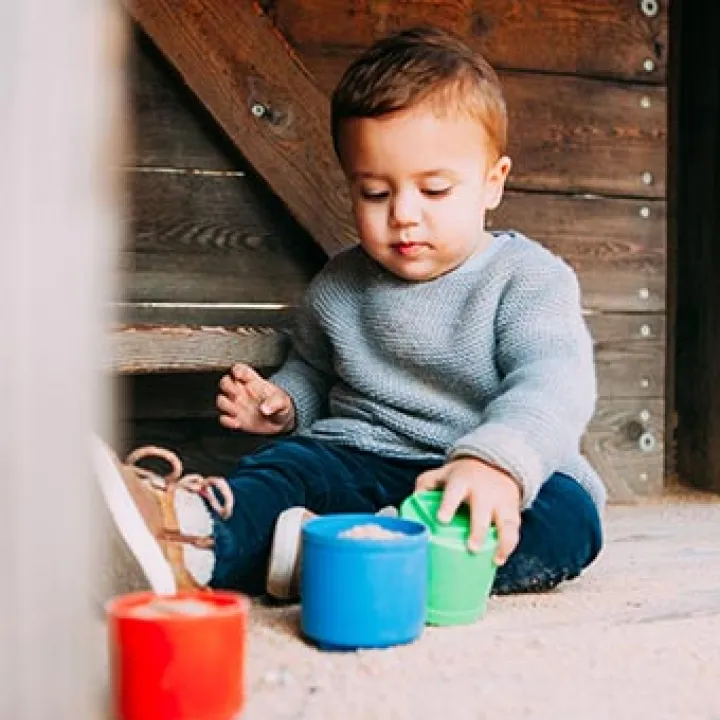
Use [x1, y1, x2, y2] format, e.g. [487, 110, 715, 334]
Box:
[99, 26, 604, 601]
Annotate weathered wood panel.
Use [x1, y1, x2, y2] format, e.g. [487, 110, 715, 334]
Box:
[503, 72, 666, 198]
[584, 398, 665, 501]
[270, 0, 668, 83]
[125, 169, 324, 305]
[130, 35, 667, 199]
[124, 397, 665, 503]
[109, 314, 665, 404]
[110, 325, 290, 374]
[301, 49, 667, 198]
[496, 192, 666, 312]
[129, 0, 356, 255]
[128, 30, 241, 171]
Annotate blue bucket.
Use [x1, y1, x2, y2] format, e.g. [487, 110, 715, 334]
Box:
[300, 514, 428, 650]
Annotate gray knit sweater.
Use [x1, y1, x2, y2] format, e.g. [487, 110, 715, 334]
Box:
[271, 231, 606, 510]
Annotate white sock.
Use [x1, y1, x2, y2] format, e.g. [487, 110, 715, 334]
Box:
[174, 487, 215, 586]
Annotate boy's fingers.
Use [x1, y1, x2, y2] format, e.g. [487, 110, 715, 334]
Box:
[494, 514, 521, 565]
[230, 363, 261, 384]
[436, 479, 466, 524]
[218, 375, 238, 397]
[415, 467, 444, 492]
[216, 394, 237, 415]
[218, 413, 240, 430]
[259, 393, 290, 418]
[468, 503, 492, 554]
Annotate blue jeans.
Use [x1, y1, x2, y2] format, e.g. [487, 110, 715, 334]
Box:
[209, 436, 602, 595]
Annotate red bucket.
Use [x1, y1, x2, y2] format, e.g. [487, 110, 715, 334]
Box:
[107, 590, 249, 720]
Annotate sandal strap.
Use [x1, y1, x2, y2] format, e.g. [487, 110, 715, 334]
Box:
[123, 445, 234, 520]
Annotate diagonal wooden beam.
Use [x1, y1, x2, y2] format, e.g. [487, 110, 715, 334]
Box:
[128, 0, 356, 256]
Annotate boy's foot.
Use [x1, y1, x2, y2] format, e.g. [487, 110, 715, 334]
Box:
[266, 505, 398, 601]
[92, 436, 233, 598]
[266, 507, 315, 600]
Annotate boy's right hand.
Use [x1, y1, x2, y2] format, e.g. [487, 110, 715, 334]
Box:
[216, 363, 296, 435]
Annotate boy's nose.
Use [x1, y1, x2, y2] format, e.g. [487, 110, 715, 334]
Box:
[390, 192, 421, 226]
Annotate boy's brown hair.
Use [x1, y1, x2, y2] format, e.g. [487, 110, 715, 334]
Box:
[330, 26, 508, 163]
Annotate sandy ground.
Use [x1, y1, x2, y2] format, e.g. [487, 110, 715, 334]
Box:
[239, 494, 720, 720]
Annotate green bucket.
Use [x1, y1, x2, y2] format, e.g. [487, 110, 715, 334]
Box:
[400, 490, 498, 626]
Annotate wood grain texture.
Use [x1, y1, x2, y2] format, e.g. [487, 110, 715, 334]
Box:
[124, 397, 665, 502]
[503, 72, 666, 198]
[129, 0, 355, 255]
[128, 29, 241, 170]
[109, 325, 290, 373]
[587, 313, 666, 400]
[125, 169, 325, 305]
[584, 397, 665, 502]
[301, 48, 667, 198]
[496, 193, 666, 311]
[270, 0, 668, 82]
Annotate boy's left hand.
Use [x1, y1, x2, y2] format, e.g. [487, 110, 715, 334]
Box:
[415, 457, 521, 565]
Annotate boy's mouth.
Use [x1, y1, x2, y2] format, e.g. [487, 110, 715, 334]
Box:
[392, 242, 426, 257]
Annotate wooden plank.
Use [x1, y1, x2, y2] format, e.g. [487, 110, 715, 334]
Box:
[587, 313, 666, 401]
[504, 72, 666, 198]
[131, 34, 668, 198]
[109, 325, 290, 374]
[271, 0, 668, 82]
[125, 169, 325, 305]
[125, 396, 665, 502]
[584, 397, 665, 502]
[129, 0, 355, 255]
[110, 314, 665, 403]
[128, 29, 240, 170]
[496, 193, 666, 311]
[674, 0, 720, 494]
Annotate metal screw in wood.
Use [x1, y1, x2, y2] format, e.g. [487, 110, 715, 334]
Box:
[638, 432, 656, 452]
[640, 206, 651, 218]
[640, 410, 651, 423]
[640, 324, 651, 337]
[640, 0, 659, 18]
[251, 103, 267, 118]
[638, 287, 650, 300]
[640, 96, 651, 109]
[642, 171, 654, 185]
[643, 58, 656, 73]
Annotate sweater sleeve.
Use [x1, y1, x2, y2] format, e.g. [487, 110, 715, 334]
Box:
[269, 291, 336, 431]
[448, 258, 596, 508]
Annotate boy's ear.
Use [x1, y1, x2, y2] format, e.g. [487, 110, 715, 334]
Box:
[485, 155, 512, 210]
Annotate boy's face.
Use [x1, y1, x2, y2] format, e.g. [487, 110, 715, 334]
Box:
[338, 105, 511, 281]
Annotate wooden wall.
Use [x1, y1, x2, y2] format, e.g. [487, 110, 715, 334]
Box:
[120, 1, 670, 503]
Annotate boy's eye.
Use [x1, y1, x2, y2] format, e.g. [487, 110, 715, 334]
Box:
[360, 190, 390, 201]
[422, 187, 452, 198]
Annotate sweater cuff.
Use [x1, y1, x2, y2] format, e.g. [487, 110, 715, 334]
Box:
[449, 423, 546, 508]
[270, 372, 324, 431]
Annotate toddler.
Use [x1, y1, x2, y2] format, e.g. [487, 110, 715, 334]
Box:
[99, 26, 604, 600]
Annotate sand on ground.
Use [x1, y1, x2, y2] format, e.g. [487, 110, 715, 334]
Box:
[240, 494, 720, 720]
